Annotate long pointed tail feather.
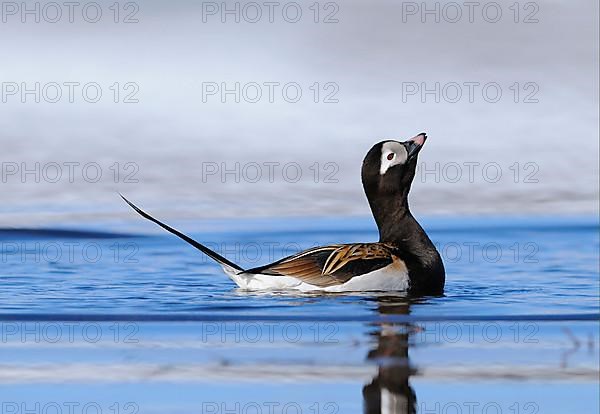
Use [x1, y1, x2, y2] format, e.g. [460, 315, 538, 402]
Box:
[119, 194, 244, 273]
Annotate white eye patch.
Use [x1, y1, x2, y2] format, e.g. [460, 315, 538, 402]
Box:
[380, 141, 408, 175]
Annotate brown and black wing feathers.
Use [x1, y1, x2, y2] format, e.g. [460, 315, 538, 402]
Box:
[244, 243, 396, 287]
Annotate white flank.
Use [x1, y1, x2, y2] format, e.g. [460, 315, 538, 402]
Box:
[223, 263, 410, 292]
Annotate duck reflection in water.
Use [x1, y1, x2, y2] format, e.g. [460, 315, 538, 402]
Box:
[363, 297, 419, 414]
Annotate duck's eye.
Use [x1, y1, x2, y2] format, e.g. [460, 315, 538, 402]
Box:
[387, 153, 395, 161]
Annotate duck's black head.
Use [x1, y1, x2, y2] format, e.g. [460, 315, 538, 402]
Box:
[361, 133, 427, 229]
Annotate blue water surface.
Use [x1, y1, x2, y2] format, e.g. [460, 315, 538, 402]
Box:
[0, 216, 598, 413]
[1, 215, 598, 316]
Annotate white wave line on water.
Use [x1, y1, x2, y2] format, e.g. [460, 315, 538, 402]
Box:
[0, 363, 597, 384]
[0, 337, 587, 352]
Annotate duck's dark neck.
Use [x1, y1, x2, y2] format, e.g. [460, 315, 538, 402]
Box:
[368, 194, 445, 293]
[368, 194, 428, 247]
